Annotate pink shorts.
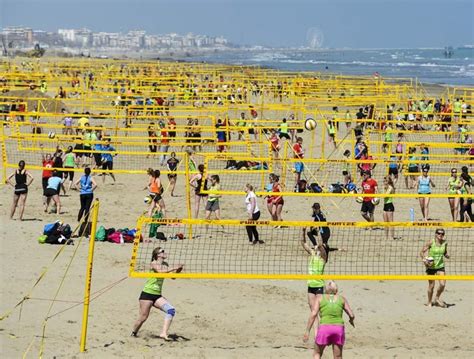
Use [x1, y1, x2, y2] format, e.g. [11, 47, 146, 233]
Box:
[315, 325, 345, 346]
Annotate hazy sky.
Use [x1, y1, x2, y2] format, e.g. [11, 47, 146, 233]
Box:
[1, 0, 473, 48]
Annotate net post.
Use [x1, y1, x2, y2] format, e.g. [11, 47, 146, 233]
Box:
[281, 142, 288, 187]
[130, 215, 144, 276]
[1, 124, 7, 184]
[80, 199, 100, 353]
[184, 152, 193, 238]
[309, 110, 316, 159]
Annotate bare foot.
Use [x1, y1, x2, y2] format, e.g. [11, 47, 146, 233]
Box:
[424, 302, 433, 307]
[435, 299, 447, 308]
[159, 334, 171, 341]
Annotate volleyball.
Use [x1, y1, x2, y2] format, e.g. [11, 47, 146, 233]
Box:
[304, 118, 317, 131]
[144, 195, 152, 204]
[48, 132, 56, 139]
[424, 256, 434, 267]
[356, 196, 364, 203]
[371, 198, 380, 205]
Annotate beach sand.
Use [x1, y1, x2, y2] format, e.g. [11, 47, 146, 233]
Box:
[1, 79, 473, 358]
[1, 167, 473, 358]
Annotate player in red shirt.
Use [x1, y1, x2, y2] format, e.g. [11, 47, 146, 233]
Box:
[269, 129, 280, 160]
[360, 171, 378, 223]
[159, 122, 170, 166]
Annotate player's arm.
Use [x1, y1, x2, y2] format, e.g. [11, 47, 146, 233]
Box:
[420, 240, 432, 262]
[318, 241, 328, 262]
[444, 243, 450, 259]
[26, 171, 34, 186]
[301, 228, 312, 254]
[6, 172, 15, 186]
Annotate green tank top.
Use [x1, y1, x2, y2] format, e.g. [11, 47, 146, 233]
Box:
[280, 122, 288, 134]
[308, 254, 325, 288]
[237, 119, 247, 127]
[384, 186, 394, 204]
[83, 132, 97, 147]
[429, 239, 447, 270]
[384, 132, 393, 142]
[64, 153, 75, 167]
[328, 124, 336, 135]
[143, 276, 164, 295]
[208, 183, 220, 202]
[448, 178, 460, 195]
[319, 294, 344, 325]
[453, 101, 462, 112]
[188, 159, 197, 172]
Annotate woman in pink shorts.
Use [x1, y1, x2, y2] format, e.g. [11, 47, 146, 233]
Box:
[303, 281, 355, 359]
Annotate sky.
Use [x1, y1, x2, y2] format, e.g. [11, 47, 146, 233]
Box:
[1, 0, 473, 48]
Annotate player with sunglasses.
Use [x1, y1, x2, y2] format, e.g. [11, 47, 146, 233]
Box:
[132, 247, 184, 339]
[420, 229, 450, 308]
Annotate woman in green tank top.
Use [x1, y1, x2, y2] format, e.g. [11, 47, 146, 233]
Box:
[301, 227, 328, 308]
[132, 247, 184, 339]
[420, 229, 450, 308]
[303, 281, 355, 358]
[446, 168, 464, 221]
[63, 146, 76, 191]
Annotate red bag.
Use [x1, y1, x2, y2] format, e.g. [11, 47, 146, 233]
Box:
[107, 232, 122, 243]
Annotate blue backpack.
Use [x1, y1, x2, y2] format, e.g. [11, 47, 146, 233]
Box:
[309, 183, 323, 193]
[44, 221, 60, 235]
[346, 183, 357, 193]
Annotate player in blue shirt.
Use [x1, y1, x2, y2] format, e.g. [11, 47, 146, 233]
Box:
[101, 138, 116, 184]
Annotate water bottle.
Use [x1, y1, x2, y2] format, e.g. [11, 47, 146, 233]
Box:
[410, 208, 415, 222]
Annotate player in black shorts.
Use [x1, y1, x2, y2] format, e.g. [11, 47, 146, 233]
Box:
[307, 203, 344, 259]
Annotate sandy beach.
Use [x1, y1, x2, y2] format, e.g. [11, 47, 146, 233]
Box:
[1, 61, 473, 358]
[1, 164, 473, 358]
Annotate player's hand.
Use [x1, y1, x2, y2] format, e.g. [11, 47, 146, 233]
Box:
[349, 317, 355, 327]
[303, 332, 309, 342]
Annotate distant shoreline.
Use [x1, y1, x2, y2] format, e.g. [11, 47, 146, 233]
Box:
[12, 48, 472, 91]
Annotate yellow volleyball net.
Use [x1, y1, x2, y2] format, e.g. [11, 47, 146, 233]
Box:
[1, 58, 473, 283]
[129, 217, 473, 280]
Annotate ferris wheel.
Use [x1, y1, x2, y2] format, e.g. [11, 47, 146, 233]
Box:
[306, 27, 324, 49]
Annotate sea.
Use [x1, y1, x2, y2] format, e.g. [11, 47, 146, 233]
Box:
[184, 48, 474, 86]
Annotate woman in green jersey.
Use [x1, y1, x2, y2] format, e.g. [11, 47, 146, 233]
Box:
[62, 146, 76, 191]
[301, 227, 328, 339]
[420, 229, 450, 308]
[205, 175, 222, 220]
[303, 281, 355, 359]
[446, 168, 464, 221]
[131, 247, 184, 339]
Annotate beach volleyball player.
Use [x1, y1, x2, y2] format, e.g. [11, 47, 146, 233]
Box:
[303, 281, 355, 359]
[360, 171, 378, 224]
[301, 227, 327, 334]
[420, 229, 450, 308]
[131, 247, 184, 339]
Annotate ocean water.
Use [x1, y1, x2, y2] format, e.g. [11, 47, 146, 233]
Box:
[186, 48, 474, 86]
